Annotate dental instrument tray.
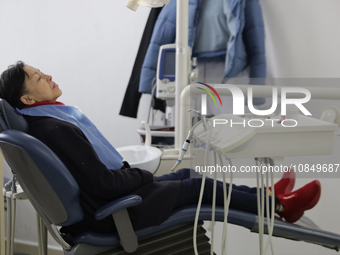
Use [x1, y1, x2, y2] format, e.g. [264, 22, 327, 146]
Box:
[193, 114, 338, 159]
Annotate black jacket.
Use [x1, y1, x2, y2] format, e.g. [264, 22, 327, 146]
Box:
[24, 115, 181, 234]
[119, 7, 165, 118]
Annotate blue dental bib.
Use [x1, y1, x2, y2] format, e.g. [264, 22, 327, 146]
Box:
[18, 105, 124, 170]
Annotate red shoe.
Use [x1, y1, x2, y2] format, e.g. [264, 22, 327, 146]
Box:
[269, 168, 295, 195]
[277, 180, 321, 223]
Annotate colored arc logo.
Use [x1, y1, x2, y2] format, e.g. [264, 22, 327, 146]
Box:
[196, 82, 223, 106]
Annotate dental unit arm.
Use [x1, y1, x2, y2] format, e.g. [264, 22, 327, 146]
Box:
[177, 84, 340, 150]
[191, 113, 338, 159]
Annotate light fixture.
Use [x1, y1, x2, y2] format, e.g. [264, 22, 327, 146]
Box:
[126, 0, 170, 11]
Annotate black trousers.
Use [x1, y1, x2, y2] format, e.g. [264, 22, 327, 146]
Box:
[155, 168, 279, 215]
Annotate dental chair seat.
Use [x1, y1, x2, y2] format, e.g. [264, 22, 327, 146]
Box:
[69, 206, 252, 247]
[70, 205, 340, 251]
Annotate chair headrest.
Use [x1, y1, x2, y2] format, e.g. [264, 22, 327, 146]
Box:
[0, 98, 29, 133]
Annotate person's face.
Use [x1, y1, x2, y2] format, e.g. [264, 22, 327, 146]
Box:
[20, 65, 62, 105]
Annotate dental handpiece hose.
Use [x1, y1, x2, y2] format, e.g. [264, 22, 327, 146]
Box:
[170, 118, 203, 171]
[171, 110, 206, 171]
[171, 138, 191, 172]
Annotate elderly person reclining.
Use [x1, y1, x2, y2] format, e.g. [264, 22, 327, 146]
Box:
[0, 61, 321, 235]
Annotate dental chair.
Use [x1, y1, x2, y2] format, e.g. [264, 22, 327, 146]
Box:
[0, 98, 215, 255]
[0, 98, 340, 255]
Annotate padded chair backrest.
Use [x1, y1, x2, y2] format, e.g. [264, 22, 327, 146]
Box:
[0, 98, 84, 226]
[0, 98, 28, 132]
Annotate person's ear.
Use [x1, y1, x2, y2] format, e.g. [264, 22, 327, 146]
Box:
[20, 95, 36, 105]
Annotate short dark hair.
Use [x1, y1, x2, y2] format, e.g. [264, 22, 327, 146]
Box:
[0, 61, 29, 109]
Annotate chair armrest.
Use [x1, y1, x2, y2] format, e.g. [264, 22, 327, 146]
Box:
[95, 195, 142, 220]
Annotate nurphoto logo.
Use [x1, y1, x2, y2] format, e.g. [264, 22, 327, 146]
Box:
[197, 83, 312, 127]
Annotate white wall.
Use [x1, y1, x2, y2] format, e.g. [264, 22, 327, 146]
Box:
[1, 0, 340, 254]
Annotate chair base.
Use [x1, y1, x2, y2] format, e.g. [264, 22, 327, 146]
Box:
[64, 222, 215, 255]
